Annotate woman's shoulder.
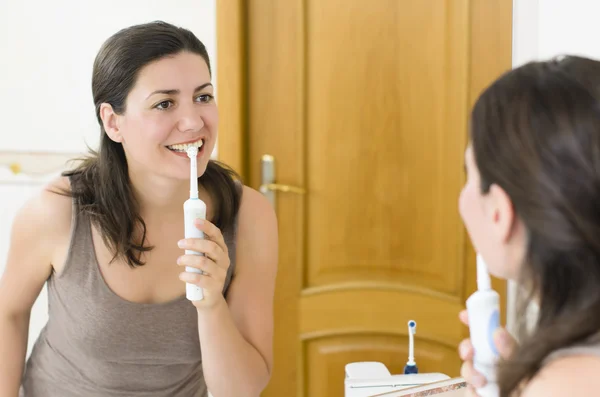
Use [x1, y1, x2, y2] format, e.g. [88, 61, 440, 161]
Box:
[19, 176, 72, 231]
[237, 185, 276, 225]
[235, 184, 278, 250]
[8, 176, 73, 272]
[521, 353, 600, 396]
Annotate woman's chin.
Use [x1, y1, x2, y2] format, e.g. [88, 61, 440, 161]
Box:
[171, 164, 208, 181]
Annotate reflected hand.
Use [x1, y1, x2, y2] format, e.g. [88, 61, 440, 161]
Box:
[458, 309, 516, 396]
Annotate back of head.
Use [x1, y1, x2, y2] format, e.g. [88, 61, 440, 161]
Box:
[470, 55, 600, 395]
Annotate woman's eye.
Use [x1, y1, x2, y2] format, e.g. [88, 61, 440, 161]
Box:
[196, 94, 214, 104]
[155, 100, 173, 110]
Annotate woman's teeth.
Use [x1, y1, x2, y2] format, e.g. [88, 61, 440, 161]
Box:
[167, 140, 203, 152]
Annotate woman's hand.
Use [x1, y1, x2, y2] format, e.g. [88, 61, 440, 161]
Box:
[458, 309, 516, 396]
[177, 219, 230, 310]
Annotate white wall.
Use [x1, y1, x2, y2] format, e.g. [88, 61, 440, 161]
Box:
[0, 0, 217, 357]
[509, 0, 600, 333]
[0, 0, 217, 154]
[513, 0, 600, 67]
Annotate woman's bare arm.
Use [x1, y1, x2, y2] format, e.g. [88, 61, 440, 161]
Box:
[0, 179, 72, 396]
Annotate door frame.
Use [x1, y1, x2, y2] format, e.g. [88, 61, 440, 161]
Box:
[216, 0, 248, 179]
[215, 0, 511, 337]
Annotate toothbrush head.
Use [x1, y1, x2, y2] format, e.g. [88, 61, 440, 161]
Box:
[408, 320, 417, 334]
[186, 146, 198, 159]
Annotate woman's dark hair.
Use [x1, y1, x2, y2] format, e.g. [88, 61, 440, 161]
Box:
[61, 21, 242, 268]
[470, 55, 600, 396]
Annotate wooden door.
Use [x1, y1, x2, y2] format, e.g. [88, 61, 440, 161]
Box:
[217, 1, 512, 396]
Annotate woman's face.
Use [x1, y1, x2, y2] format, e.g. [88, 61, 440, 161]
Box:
[459, 145, 526, 281]
[102, 51, 217, 182]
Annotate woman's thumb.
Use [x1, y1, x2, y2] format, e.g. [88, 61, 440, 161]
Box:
[493, 328, 516, 359]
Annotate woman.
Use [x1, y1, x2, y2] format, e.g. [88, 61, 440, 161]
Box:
[458, 55, 600, 396]
[0, 21, 278, 397]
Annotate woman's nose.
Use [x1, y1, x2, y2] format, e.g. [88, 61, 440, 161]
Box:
[177, 104, 205, 133]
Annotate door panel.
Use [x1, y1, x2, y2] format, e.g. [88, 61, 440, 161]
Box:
[306, 0, 468, 293]
[218, 1, 512, 396]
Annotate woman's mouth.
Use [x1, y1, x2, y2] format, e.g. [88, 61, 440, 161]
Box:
[166, 138, 204, 153]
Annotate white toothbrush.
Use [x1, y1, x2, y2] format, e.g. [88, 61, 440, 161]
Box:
[404, 320, 418, 374]
[184, 146, 206, 301]
[466, 254, 501, 397]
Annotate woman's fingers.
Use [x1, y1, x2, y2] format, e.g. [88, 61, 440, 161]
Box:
[494, 327, 517, 359]
[178, 271, 220, 290]
[458, 338, 474, 361]
[193, 219, 228, 254]
[178, 239, 224, 264]
[460, 360, 486, 389]
[177, 254, 221, 277]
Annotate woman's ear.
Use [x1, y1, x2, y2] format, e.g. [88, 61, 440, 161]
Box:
[99, 103, 123, 143]
[488, 183, 516, 243]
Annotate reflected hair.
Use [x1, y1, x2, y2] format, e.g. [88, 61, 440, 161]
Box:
[470, 55, 600, 396]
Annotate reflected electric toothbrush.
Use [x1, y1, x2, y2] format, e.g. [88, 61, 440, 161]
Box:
[184, 146, 206, 301]
[404, 320, 418, 374]
[466, 254, 501, 397]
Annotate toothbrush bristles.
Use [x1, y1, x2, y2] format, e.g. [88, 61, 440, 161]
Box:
[187, 146, 198, 158]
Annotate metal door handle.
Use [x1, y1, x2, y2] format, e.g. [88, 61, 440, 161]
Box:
[259, 183, 306, 195]
[260, 154, 306, 208]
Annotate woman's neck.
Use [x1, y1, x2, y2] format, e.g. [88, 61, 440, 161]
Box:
[128, 169, 189, 217]
[127, 168, 212, 223]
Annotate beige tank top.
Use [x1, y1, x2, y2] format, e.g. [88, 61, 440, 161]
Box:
[544, 333, 600, 363]
[20, 194, 238, 397]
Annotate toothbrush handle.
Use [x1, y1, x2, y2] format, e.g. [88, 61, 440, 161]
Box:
[184, 201, 206, 301]
[466, 290, 501, 397]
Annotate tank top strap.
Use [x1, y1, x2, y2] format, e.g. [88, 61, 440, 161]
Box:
[52, 186, 97, 281]
[221, 179, 243, 297]
[544, 333, 600, 365]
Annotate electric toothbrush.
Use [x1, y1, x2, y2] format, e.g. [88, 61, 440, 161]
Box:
[466, 254, 501, 397]
[184, 146, 206, 301]
[404, 320, 418, 374]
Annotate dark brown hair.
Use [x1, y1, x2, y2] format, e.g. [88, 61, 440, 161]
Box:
[61, 21, 242, 267]
[470, 55, 600, 396]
